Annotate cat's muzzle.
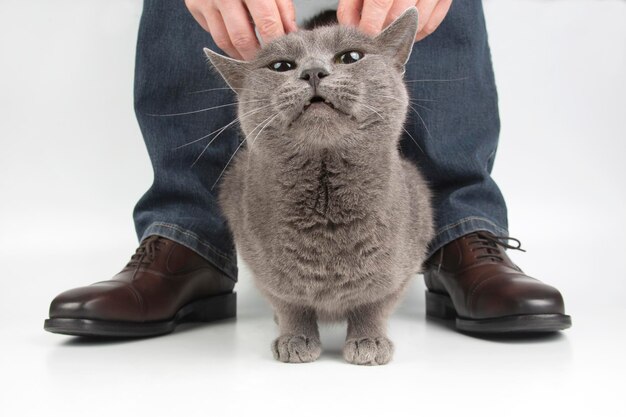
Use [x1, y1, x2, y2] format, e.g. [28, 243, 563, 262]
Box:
[303, 95, 336, 111]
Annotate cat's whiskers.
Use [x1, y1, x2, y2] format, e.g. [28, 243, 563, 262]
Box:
[185, 86, 266, 95]
[210, 113, 280, 191]
[404, 103, 432, 143]
[359, 102, 386, 122]
[146, 99, 268, 117]
[378, 94, 433, 113]
[399, 125, 424, 153]
[250, 113, 280, 147]
[404, 77, 469, 83]
[190, 105, 272, 167]
[374, 94, 433, 142]
[410, 102, 432, 112]
[174, 104, 273, 150]
[360, 101, 425, 154]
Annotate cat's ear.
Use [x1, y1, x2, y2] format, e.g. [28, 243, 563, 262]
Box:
[203, 48, 248, 92]
[374, 7, 419, 70]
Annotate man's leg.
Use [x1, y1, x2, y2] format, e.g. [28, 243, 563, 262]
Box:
[133, 0, 238, 281]
[401, 0, 507, 256]
[44, 0, 239, 337]
[402, 0, 571, 333]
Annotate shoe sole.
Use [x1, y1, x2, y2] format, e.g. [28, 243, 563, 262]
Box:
[43, 292, 236, 338]
[425, 290, 571, 333]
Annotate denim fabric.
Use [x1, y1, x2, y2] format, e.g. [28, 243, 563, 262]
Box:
[400, 1, 509, 253]
[132, 0, 508, 281]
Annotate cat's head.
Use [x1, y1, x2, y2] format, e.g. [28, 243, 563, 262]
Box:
[204, 8, 418, 153]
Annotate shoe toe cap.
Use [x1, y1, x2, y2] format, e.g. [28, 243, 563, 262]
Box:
[49, 282, 144, 321]
[472, 274, 566, 318]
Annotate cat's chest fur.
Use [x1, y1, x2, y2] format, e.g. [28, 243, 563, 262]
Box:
[272, 149, 386, 229]
[223, 145, 411, 314]
[249, 147, 396, 244]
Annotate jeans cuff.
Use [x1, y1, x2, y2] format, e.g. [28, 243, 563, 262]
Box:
[427, 216, 509, 259]
[140, 221, 238, 282]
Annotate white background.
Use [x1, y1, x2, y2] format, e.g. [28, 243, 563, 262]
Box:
[1, 0, 625, 416]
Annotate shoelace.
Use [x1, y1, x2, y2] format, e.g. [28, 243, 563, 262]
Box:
[468, 231, 526, 262]
[127, 235, 163, 267]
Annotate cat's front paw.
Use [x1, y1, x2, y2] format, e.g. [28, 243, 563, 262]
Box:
[271, 335, 322, 363]
[343, 337, 394, 366]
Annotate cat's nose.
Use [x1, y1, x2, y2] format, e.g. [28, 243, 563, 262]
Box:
[300, 67, 329, 89]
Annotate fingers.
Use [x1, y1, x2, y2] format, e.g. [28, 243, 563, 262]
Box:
[205, 8, 243, 59]
[276, 0, 298, 33]
[384, 0, 417, 28]
[415, 0, 437, 34]
[340, 0, 446, 38]
[187, 9, 211, 33]
[220, 1, 260, 60]
[244, 0, 285, 45]
[415, 0, 452, 41]
[359, 0, 394, 36]
[185, 0, 255, 60]
[185, 0, 212, 33]
[337, 0, 363, 27]
[185, 0, 297, 61]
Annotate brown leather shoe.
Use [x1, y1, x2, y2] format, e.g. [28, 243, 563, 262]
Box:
[44, 235, 236, 337]
[424, 231, 571, 333]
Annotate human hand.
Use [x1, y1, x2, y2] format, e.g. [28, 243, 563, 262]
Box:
[337, 0, 453, 41]
[185, 0, 297, 60]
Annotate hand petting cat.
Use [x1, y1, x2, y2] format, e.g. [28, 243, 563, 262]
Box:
[185, 0, 453, 60]
[338, 0, 453, 41]
[337, 0, 452, 41]
[184, 0, 298, 60]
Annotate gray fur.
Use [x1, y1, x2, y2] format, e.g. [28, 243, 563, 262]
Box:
[205, 8, 433, 365]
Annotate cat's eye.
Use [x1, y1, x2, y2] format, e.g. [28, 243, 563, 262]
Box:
[269, 61, 296, 72]
[336, 51, 364, 64]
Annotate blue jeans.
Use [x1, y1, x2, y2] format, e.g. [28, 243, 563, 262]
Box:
[133, 0, 508, 282]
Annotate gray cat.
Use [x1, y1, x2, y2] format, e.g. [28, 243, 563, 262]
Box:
[204, 8, 433, 365]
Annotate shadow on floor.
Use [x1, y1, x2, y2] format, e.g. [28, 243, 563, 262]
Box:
[54, 317, 237, 347]
[425, 315, 567, 344]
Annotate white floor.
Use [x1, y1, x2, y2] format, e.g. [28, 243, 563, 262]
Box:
[1, 1, 625, 416]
